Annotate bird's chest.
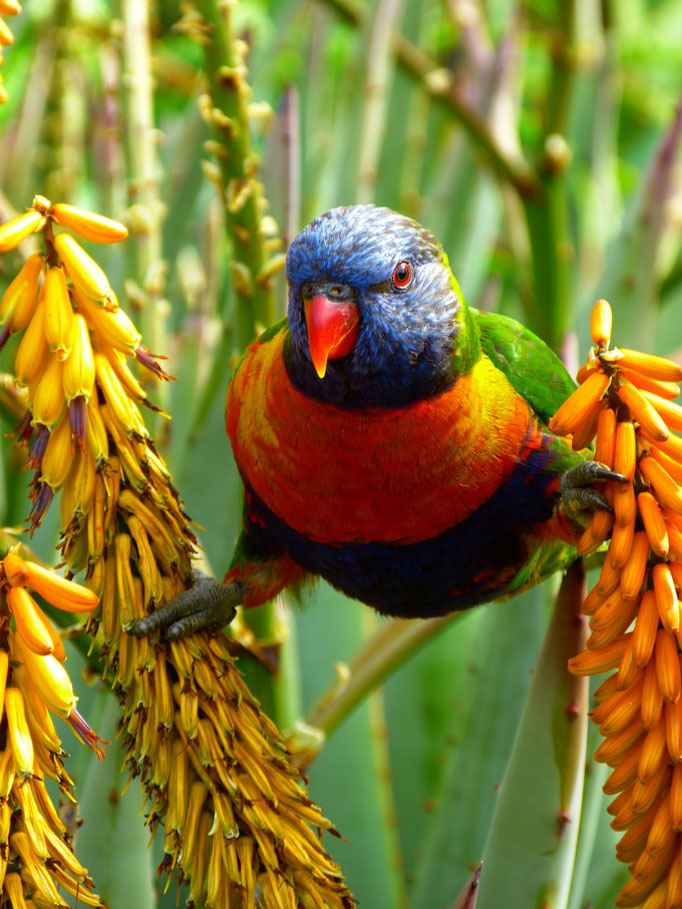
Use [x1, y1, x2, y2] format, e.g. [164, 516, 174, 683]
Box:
[226, 332, 537, 546]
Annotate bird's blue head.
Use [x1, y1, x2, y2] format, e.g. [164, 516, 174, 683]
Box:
[284, 205, 476, 408]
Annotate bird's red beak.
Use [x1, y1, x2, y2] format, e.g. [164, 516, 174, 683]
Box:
[304, 294, 359, 379]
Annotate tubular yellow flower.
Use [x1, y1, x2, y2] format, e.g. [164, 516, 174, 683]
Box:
[30, 355, 65, 428]
[75, 287, 141, 351]
[8, 588, 53, 656]
[0, 252, 41, 327]
[14, 293, 49, 387]
[51, 203, 128, 244]
[39, 413, 72, 489]
[42, 266, 73, 360]
[53, 232, 114, 306]
[0, 211, 45, 253]
[63, 313, 95, 401]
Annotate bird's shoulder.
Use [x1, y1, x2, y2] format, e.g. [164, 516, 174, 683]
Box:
[471, 309, 577, 425]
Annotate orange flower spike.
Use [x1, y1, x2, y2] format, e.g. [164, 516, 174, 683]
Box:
[597, 674, 645, 735]
[581, 584, 607, 616]
[619, 367, 680, 400]
[637, 492, 669, 558]
[594, 674, 619, 704]
[632, 591, 660, 668]
[655, 628, 682, 703]
[607, 783, 635, 817]
[617, 348, 682, 383]
[615, 793, 666, 861]
[576, 361, 599, 385]
[2, 549, 29, 587]
[653, 563, 680, 633]
[590, 298, 612, 347]
[613, 482, 636, 528]
[642, 391, 682, 434]
[568, 633, 631, 675]
[8, 587, 53, 655]
[642, 658, 664, 729]
[594, 715, 646, 763]
[618, 383, 670, 442]
[667, 520, 682, 564]
[23, 561, 98, 612]
[620, 532, 651, 600]
[654, 432, 682, 464]
[595, 407, 617, 469]
[640, 457, 682, 516]
[590, 586, 637, 631]
[666, 853, 682, 907]
[609, 520, 635, 569]
[548, 370, 610, 436]
[613, 421, 637, 482]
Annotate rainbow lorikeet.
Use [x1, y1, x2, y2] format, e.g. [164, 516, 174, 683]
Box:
[131, 205, 622, 639]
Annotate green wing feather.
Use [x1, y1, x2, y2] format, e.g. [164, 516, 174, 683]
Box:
[471, 309, 577, 425]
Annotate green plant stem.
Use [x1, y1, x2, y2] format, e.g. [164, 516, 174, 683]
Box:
[121, 0, 167, 414]
[355, 0, 403, 203]
[302, 612, 463, 745]
[193, 0, 280, 341]
[319, 0, 540, 198]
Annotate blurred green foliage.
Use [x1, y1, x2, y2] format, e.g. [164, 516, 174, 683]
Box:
[0, 0, 681, 907]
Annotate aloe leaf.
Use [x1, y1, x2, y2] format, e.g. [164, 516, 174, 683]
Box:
[76, 687, 156, 909]
[476, 562, 588, 909]
[410, 583, 548, 908]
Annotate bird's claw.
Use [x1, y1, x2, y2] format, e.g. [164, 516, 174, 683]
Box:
[560, 460, 627, 531]
[127, 571, 243, 640]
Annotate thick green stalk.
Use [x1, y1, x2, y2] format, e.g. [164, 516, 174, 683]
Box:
[477, 562, 588, 909]
[319, 0, 540, 198]
[192, 0, 287, 717]
[121, 0, 167, 421]
[292, 612, 464, 761]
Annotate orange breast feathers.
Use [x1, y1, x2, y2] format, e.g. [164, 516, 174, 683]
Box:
[226, 328, 537, 545]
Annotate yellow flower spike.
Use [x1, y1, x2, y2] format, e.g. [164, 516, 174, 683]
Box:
[637, 491, 669, 557]
[23, 559, 98, 612]
[618, 383, 670, 442]
[0, 652, 8, 726]
[0, 0, 20, 15]
[548, 369, 610, 435]
[12, 832, 64, 906]
[0, 746, 14, 803]
[8, 587, 54, 656]
[616, 348, 682, 383]
[43, 266, 74, 361]
[75, 288, 141, 352]
[14, 783, 49, 861]
[39, 413, 73, 489]
[67, 445, 97, 519]
[13, 638, 76, 718]
[3, 253, 42, 336]
[14, 666, 63, 753]
[51, 203, 128, 244]
[166, 738, 190, 833]
[5, 687, 34, 778]
[53, 233, 114, 306]
[30, 355, 65, 429]
[0, 210, 45, 253]
[63, 313, 95, 401]
[640, 456, 682, 515]
[591, 298, 612, 347]
[100, 341, 146, 400]
[0, 17, 14, 45]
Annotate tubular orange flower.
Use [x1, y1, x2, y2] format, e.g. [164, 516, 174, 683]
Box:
[548, 369, 610, 435]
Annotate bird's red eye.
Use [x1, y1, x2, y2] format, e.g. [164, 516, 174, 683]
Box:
[392, 261, 411, 289]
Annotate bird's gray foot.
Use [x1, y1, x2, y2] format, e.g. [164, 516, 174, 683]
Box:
[127, 571, 242, 640]
[560, 461, 627, 531]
